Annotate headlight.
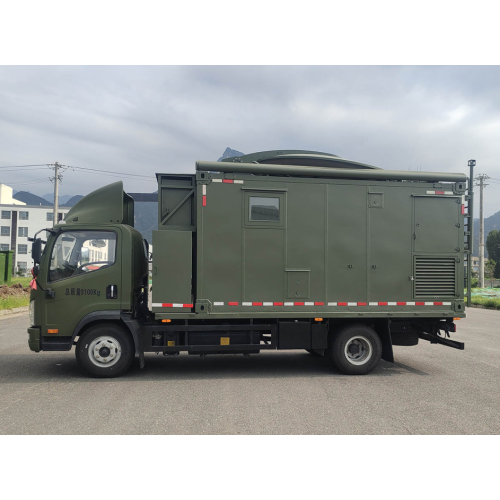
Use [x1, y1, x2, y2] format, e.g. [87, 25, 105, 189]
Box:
[29, 300, 35, 327]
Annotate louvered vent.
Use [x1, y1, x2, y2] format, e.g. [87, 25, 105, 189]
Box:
[414, 257, 457, 298]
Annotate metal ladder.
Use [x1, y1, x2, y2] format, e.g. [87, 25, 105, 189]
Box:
[464, 160, 475, 307]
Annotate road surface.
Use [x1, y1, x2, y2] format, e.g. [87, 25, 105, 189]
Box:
[0, 308, 499, 434]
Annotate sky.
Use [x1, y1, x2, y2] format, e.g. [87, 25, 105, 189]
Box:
[0, 65, 499, 216]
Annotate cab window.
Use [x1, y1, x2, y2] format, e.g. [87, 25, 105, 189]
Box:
[48, 230, 116, 282]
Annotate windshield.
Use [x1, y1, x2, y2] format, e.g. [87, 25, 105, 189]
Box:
[48, 230, 117, 282]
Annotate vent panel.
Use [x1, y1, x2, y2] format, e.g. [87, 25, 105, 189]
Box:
[415, 257, 456, 298]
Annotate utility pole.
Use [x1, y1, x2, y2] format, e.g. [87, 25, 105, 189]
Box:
[475, 173, 489, 288]
[50, 162, 62, 227]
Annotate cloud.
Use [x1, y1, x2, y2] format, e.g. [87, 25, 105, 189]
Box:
[0, 66, 499, 216]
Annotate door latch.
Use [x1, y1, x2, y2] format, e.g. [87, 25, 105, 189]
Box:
[106, 285, 118, 299]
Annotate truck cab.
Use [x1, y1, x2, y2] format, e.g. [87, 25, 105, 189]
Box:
[28, 182, 148, 374]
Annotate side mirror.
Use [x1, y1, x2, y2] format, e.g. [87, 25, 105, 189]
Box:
[32, 238, 42, 265]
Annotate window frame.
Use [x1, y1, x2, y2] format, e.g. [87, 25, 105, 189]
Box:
[1, 226, 10, 236]
[243, 191, 286, 229]
[19, 211, 29, 220]
[47, 229, 118, 284]
[1, 210, 11, 220]
[0, 244, 10, 251]
[18, 244, 28, 254]
[18, 227, 28, 237]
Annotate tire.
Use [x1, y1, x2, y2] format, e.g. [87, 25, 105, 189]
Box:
[327, 324, 382, 375]
[75, 323, 134, 378]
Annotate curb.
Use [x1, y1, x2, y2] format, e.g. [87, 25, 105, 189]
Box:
[0, 306, 29, 316]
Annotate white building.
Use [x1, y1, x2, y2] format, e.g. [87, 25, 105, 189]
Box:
[0, 184, 70, 275]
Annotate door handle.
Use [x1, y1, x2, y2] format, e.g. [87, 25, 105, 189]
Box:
[106, 285, 118, 299]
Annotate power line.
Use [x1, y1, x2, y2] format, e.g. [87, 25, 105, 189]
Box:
[0, 164, 50, 169]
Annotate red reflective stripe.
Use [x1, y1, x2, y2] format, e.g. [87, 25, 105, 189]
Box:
[435, 190, 445, 195]
[338, 302, 348, 306]
[252, 302, 263, 306]
[183, 304, 193, 308]
[228, 302, 239, 306]
[357, 302, 367, 306]
[416, 302, 425, 306]
[273, 302, 284, 306]
[462, 204, 465, 215]
[223, 179, 234, 184]
[294, 302, 305, 306]
[397, 302, 406, 306]
[433, 302, 443, 306]
[314, 302, 324, 306]
[202, 195, 207, 206]
[162, 303, 173, 307]
[378, 302, 388, 306]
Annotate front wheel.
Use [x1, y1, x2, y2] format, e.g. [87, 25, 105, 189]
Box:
[75, 323, 134, 378]
[327, 324, 382, 375]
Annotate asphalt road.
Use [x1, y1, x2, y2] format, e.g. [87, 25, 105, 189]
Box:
[0, 309, 499, 434]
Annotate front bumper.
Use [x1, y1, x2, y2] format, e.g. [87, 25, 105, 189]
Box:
[28, 327, 41, 352]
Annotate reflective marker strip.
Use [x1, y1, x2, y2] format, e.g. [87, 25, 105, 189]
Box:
[206, 301, 453, 307]
[202, 196, 206, 206]
[211, 179, 243, 184]
[426, 190, 454, 195]
[152, 303, 193, 308]
[202, 185, 206, 195]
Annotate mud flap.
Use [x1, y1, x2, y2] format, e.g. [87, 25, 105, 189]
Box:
[378, 319, 394, 363]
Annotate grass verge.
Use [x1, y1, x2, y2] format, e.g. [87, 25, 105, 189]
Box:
[0, 277, 31, 311]
[465, 296, 500, 310]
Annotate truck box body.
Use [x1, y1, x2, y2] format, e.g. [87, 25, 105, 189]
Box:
[152, 165, 466, 319]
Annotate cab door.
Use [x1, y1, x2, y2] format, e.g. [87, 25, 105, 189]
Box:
[40, 227, 122, 339]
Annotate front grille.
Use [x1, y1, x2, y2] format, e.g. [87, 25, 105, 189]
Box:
[414, 257, 457, 298]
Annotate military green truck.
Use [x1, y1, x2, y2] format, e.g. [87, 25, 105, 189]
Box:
[27, 150, 474, 377]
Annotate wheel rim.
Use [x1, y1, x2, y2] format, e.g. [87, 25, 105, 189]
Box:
[344, 335, 373, 365]
[88, 336, 122, 368]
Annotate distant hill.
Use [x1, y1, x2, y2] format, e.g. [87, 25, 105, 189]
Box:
[218, 147, 244, 162]
[474, 210, 500, 257]
[13, 191, 52, 206]
[42, 193, 74, 205]
[62, 195, 84, 207]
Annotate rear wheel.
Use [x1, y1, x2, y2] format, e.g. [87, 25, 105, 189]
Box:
[327, 324, 382, 375]
[75, 323, 134, 378]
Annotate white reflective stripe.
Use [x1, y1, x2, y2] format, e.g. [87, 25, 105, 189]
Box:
[443, 302, 452, 305]
[424, 302, 434, 306]
[444, 191, 453, 195]
[368, 302, 378, 306]
[328, 302, 337, 306]
[388, 302, 397, 306]
[234, 180, 244, 184]
[242, 302, 252, 306]
[172, 303, 183, 307]
[152, 303, 162, 307]
[347, 302, 357, 306]
[202, 184, 206, 195]
[407, 302, 415, 305]
[263, 302, 273, 306]
[426, 190, 435, 194]
[305, 302, 314, 306]
[213, 302, 224, 306]
[462, 195, 465, 204]
[284, 302, 294, 306]
[212, 179, 222, 183]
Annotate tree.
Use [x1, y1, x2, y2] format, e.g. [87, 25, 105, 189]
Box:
[485, 259, 496, 287]
[485, 230, 500, 279]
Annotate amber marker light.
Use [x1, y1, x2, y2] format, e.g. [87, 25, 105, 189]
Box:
[314, 318, 323, 322]
[453, 318, 461, 321]
[47, 329, 58, 334]
[162, 319, 171, 323]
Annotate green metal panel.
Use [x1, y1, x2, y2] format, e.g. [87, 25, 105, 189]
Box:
[414, 196, 461, 253]
[285, 182, 325, 301]
[286, 270, 310, 299]
[327, 184, 367, 302]
[152, 230, 192, 307]
[244, 228, 284, 301]
[0, 250, 13, 284]
[157, 174, 196, 231]
[369, 187, 413, 301]
[198, 180, 242, 303]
